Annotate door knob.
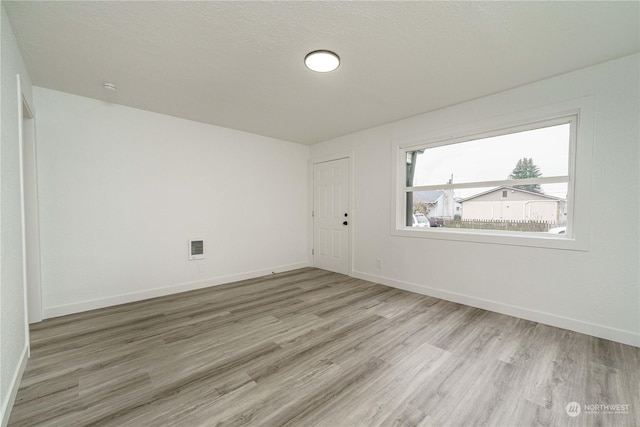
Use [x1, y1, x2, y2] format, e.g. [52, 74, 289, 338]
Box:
[343, 221, 348, 226]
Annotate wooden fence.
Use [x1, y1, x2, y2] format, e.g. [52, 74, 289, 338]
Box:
[444, 219, 557, 232]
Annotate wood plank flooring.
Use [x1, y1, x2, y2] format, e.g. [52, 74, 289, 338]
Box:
[8, 268, 640, 426]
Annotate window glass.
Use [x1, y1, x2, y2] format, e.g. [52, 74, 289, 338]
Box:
[402, 120, 573, 236]
[409, 123, 570, 187]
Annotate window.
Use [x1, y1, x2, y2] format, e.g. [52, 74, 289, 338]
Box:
[393, 102, 594, 251]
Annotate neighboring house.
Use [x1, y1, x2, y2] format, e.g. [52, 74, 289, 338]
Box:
[413, 190, 461, 219]
[460, 186, 567, 222]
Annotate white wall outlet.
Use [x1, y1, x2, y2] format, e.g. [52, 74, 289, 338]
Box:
[376, 259, 382, 269]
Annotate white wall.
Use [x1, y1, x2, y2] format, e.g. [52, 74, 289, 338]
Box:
[311, 54, 640, 346]
[0, 2, 33, 424]
[34, 88, 309, 317]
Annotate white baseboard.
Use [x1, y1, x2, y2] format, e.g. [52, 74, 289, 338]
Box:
[352, 270, 640, 348]
[1, 344, 28, 427]
[43, 261, 309, 319]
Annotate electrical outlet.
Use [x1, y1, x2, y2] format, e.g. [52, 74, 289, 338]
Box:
[376, 259, 382, 269]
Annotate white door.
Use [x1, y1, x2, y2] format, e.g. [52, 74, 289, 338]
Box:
[313, 158, 350, 275]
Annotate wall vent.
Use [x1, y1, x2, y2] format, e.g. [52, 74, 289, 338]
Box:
[189, 239, 205, 260]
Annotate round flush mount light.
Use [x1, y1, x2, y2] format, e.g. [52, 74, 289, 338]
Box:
[304, 50, 340, 72]
[103, 82, 117, 92]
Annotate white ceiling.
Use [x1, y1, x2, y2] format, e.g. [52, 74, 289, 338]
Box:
[5, 1, 639, 145]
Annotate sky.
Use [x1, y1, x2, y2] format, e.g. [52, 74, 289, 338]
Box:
[411, 123, 570, 198]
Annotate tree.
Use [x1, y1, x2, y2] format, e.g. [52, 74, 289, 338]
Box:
[509, 157, 542, 193]
[413, 202, 430, 216]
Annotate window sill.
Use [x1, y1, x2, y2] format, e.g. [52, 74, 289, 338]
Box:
[391, 227, 589, 251]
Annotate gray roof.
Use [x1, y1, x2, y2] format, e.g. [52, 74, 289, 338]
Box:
[412, 190, 444, 204]
[460, 186, 566, 202]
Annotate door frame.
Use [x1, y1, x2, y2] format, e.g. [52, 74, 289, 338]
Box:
[18, 75, 43, 328]
[309, 152, 353, 276]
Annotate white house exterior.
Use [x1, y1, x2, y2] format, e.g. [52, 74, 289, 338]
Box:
[413, 190, 461, 219]
[461, 187, 567, 223]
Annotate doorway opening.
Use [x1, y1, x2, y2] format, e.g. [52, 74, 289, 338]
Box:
[20, 92, 43, 324]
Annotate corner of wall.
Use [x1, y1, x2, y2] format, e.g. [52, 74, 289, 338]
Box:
[1, 3, 34, 424]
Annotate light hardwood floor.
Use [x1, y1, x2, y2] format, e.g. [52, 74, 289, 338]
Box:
[8, 268, 640, 426]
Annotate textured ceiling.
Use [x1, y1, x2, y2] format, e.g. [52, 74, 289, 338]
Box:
[4, 1, 639, 144]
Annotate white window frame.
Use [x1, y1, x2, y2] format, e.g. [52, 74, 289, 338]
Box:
[392, 97, 594, 251]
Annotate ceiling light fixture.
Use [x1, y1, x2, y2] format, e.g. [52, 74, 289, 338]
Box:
[304, 50, 340, 73]
[103, 82, 117, 92]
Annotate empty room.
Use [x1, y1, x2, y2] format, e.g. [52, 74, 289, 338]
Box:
[1, 1, 639, 426]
